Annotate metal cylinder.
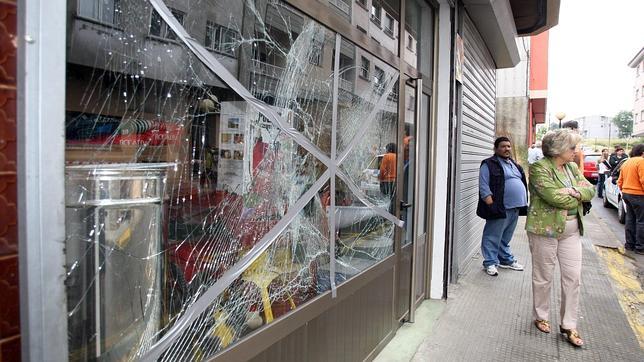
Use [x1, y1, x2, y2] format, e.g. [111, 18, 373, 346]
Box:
[64, 163, 173, 361]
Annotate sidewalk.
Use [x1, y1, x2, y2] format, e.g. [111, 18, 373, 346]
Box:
[377, 215, 643, 361]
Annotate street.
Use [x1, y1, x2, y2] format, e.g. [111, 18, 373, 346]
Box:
[590, 194, 644, 287]
[376, 201, 644, 361]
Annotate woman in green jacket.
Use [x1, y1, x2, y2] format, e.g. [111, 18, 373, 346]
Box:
[527, 129, 595, 347]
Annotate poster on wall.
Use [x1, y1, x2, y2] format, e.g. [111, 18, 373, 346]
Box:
[218, 102, 248, 194]
[455, 33, 464, 84]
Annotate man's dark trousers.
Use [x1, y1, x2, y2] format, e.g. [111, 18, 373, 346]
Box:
[623, 193, 644, 251]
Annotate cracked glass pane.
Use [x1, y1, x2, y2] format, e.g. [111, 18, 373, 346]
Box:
[323, 0, 400, 57]
[333, 177, 395, 283]
[337, 40, 399, 209]
[64, 0, 399, 360]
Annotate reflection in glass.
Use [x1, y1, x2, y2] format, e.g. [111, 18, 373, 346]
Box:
[319, 0, 400, 56]
[64, 0, 399, 360]
[402, 83, 416, 246]
[405, 0, 434, 74]
[337, 40, 399, 210]
[333, 177, 395, 281]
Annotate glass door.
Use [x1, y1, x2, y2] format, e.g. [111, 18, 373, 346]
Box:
[396, 80, 418, 321]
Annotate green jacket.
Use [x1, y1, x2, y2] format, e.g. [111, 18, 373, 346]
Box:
[526, 158, 595, 237]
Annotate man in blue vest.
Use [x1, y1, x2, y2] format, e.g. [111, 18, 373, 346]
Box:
[476, 136, 528, 276]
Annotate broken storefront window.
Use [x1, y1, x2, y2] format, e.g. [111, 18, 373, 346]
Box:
[65, 0, 401, 360]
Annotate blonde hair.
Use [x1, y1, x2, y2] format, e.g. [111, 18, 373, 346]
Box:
[541, 129, 583, 158]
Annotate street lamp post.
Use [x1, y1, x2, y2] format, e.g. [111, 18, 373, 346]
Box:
[555, 112, 566, 128]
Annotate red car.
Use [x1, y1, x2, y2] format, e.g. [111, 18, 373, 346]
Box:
[583, 153, 601, 183]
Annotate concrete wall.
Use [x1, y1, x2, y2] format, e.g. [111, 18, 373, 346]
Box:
[429, 0, 451, 299]
[496, 96, 529, 146]
[496, 38, 529, 98]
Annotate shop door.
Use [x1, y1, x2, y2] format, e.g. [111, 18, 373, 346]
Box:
[396, 80, 426, 321]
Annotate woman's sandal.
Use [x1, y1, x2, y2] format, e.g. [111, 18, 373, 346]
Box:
[534, 319, 551, 333]
[560, 326, 584, 347]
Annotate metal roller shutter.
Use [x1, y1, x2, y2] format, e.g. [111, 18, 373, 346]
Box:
[453, 14, 497, 277]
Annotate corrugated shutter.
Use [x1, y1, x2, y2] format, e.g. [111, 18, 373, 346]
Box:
[453, 14, 497, 277]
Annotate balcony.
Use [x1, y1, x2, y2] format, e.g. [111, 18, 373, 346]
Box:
[339, 78, 353, 92]
[251, 59, 285, 78]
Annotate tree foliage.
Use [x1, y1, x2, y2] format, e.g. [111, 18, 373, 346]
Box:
[613, 110, 633, 138]
[536, 126, 548, 140]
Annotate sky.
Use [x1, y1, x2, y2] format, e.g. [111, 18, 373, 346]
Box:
[547, 0, 644, 124]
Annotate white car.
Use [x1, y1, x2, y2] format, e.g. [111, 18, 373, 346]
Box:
[603, 176, 626, 224]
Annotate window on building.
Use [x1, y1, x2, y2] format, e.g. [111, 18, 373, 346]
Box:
[360, 56, 370, 80]
[370, 1, 381, 26]
[374, 66, 385, 94]
[356, 0, 367, 7]
[78, 0, 121, 25]
[308, 40, 324, 66]
[150, 8, 184, 40]
[205, 21, 240, 57]
[407, 34, 414, 51]
[384, 14, 395, 36]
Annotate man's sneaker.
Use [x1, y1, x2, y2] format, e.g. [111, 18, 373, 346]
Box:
[485, 265, 499, 276]
[499, 261, 524, 271]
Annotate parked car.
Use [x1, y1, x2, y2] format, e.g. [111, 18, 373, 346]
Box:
[583, 153, 600, 183]
[603, 175, 626, 224]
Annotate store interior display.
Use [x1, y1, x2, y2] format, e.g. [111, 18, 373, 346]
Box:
[64, 0, 401, 360]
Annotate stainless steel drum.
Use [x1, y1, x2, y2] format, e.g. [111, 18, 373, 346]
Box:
[65, 163, 173, 361]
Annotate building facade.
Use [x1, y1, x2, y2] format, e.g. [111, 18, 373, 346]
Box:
[629, 47, 644, 136]
[14, 1, 558, 361]
[570, 115, 620, 140]
[496, 30, 549, 150]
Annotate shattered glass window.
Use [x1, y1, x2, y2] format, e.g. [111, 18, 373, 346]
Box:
[319, 0, 400, 57]
[64, 0, 401, 360]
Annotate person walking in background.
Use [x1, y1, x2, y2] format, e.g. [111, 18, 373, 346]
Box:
[561, 120, 585, 174]
[617, 143, 644, 254]
[526, 129, 595, 348]
[609, 145, 628, 169]
[528, 141, 544, 165]
[379, 142, 397, 197]
[476, 136, 527, 277]
[597, 148, 611, 198]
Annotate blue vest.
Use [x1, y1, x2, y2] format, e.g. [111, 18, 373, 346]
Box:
[476, 156, 528, 220]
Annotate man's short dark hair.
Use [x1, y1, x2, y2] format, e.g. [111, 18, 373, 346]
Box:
[561, 120, 579, 130]
[630, 144, 644, 157]
[494, 136, 511, 149]
[615, 146, 624, 152]
[601, 148, 608, 152]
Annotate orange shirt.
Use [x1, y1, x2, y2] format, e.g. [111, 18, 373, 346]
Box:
[617, 156, 644, 195]
[379, 153, 397, 182]
[574, 147, 585, 174]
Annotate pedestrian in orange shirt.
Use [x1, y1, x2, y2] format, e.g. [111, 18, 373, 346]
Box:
[617, 143, 644, 254]
[379, 143, 397, 197]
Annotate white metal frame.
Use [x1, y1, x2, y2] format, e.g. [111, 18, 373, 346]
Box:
[17, 0, 69, 360]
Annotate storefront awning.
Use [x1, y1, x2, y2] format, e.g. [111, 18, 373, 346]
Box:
[510, 0, 561, 36]
[462, 0, 560, 69]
